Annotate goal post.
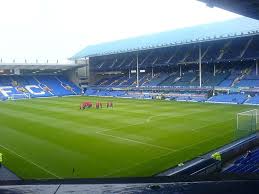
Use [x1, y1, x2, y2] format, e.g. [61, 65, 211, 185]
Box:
[236, 109, 258, 139]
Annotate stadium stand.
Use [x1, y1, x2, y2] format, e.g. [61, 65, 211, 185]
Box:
[143, 73, 170, 86]
[109, 76, 125, 86]
[71, 17, 259, 106]
[70, 17, 259, 106]
[1, 19, 259, 105]
[207, 93, 247, 104]
[56, 75, 81, 94]
[176, 96, 207, 102]
[235, 68, 259, 87]
[174, 72, 196, 87]
[204, 72, 230, 86]
[3, 3, 259, 193]
[0, 75, 80, 99]
[217, 69, 242, 87]
[84, 88, 97, 96]
[159, 73, 179, 86]
[245, 95, 259, 104]
[224, 148, 259, 173]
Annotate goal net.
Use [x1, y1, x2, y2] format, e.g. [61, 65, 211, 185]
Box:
[236, 109, 258, 139]
[10, 93, 31, 100]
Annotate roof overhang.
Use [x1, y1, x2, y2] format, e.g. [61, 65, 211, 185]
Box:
[0, 63, 84, 70]
[72, 17, 259, 59]
[83, 32, 259, 59]
[199, 0, 259, 20]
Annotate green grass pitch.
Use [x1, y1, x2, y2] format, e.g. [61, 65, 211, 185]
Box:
[0, 96, 255, 179]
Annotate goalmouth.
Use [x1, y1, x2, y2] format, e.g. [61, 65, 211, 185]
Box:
[236, 109, 258, 139]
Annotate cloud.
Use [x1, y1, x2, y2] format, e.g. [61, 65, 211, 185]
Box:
[0, 0, 239, 59]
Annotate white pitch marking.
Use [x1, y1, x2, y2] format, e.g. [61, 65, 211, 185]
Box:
[96, 131, 175, 151]
[98, 112, 181, 133]
[98, 121, 146, 133]
[0, 144, 61, 179]
[104, 130, 232, 177]
[102, 150, 174, 177]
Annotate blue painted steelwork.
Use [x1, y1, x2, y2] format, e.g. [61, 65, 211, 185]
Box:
[72, 17, 259, 59]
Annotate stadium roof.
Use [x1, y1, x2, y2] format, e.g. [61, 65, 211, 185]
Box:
[71, 17, 259, 59]
[0, 61, 83, 70]
[199, 0, 259, 20]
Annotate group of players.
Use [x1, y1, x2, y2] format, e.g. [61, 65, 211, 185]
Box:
[80, 101, 113, 110]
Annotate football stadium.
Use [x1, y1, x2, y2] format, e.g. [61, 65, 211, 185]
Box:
[1, 0, 259, 193]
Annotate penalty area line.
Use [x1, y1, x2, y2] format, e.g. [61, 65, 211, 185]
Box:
[97, 121, 148, 133]
[104, 130, 233, 177]
[96, 131, 175, 152]
[0, 144, 61, 179]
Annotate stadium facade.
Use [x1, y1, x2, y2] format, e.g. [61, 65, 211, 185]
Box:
[70, 17, 259, 105]
[1, 2, 259, 193]
[1, 17, 259, 105]
[0, 60, 86, 100]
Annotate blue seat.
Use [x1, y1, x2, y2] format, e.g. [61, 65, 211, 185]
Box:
[224, 148, 259, 174]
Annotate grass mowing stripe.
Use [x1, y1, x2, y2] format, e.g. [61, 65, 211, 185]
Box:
[105, 130, 233, 177]
[96, 131, 175, 151]
[98, 107, 218, 133]
[4, 100, 145, 128]
[0, 144, 61, 179]
[0, 96, 255, 179]
[0, 106, 107, 133]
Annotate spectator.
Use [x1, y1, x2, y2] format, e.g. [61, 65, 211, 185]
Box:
[0, 153, 2, 167]
[245, 150, 252, 159]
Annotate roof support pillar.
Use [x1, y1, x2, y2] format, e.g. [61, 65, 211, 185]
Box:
[214, 64, 216, 76]
[256, 60, 258, 76]
[151, 66, 154, 78]
[199, 44, 202, 88]
[136, 53, 139, 87]
[179, 64, 182, 77]
[129, 69, 131, 79]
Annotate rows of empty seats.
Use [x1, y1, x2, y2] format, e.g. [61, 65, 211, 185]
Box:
[85, 89, 126, 97]
[87, 66, 259, 105]
[143, 73, 169, 86]
[207, 94, 247, 104]
[84, 88, 209, 102]
[137, 73, 153, 86]
[56, 75, 81, 94]
[173, 72, 196, 86]
[236, 69, 259, 88]
[245, 95, 259, 105]
[175, 96, 207, 102]
[203, 72, 229, 86]
[218, 70, 240, 87]
[0, 75, 80, 100]
[224, 148, 259, 173]
[93, 71, 234, 88]
[159, 73, 179, 86]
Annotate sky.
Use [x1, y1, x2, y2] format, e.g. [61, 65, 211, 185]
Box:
[0, 0, 240, 62]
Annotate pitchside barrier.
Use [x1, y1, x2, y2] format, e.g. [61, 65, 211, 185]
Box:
[236, 109, 259, 139]
[10, 93, 31, 100]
